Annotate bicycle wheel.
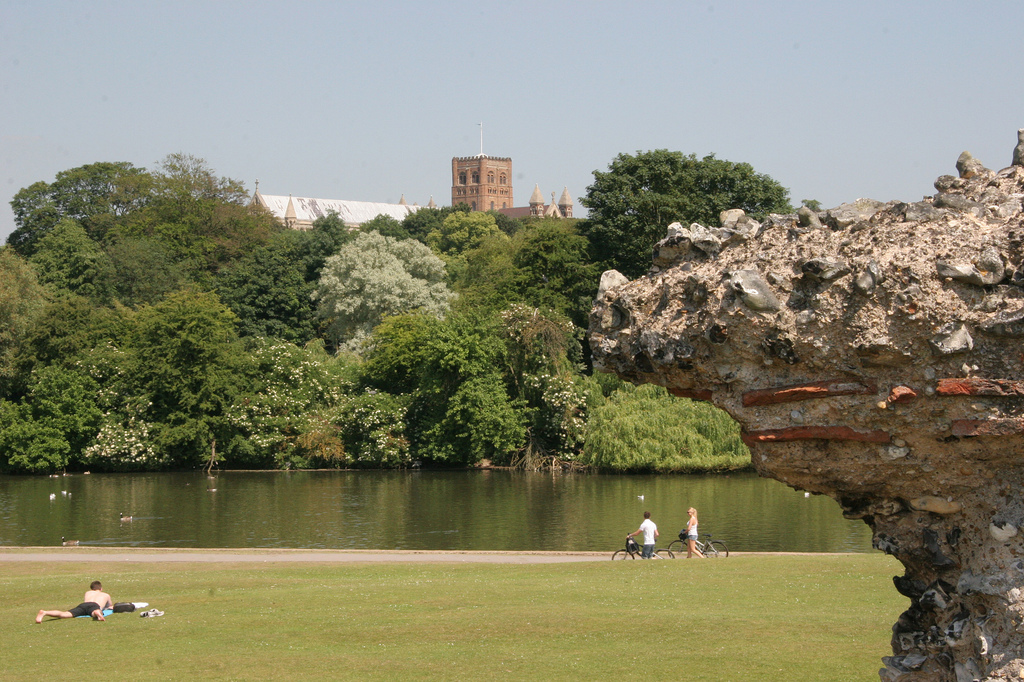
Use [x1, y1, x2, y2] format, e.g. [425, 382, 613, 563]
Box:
[667, 540, 685, 555]
[611, 550, 634, 560]
[704, 540, 729, 558]
[655, 548, 674, 559]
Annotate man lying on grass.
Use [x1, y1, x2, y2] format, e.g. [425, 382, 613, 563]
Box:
[36, 581, 113, 622]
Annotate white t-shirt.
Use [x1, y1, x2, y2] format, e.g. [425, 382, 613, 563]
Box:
[639, 519, 657, 545]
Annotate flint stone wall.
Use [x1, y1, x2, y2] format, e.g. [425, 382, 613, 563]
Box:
[589, 134, 1024, 682]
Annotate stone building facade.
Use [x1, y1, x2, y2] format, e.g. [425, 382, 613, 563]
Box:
[451, 155, 513, 211]
[450, 154, 573, 218]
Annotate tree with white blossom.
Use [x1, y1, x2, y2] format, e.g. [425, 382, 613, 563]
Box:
[314, 231, 454, 352]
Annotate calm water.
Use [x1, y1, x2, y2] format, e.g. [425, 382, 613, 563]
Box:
[0, 470, 873, 553]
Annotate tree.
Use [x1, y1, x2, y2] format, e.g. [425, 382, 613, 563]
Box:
[216, 245, 316, 345]
[304, 390, 411, 468]
[426, 211, 503, 257]
[0, 364, 102, 474]
[292, 212, 356, 283]
[580, 150, 792, 278]
[18, 294, 131, 373]
[361, 314, 439, 395]
[498, 304, 588, 463]
[113, 154, 275, 278]
[225, 339, 358, 469]
[360, 214, 410, 241]
[28, 219, 115, 303]
[409, 313, 524, 465]
[581, 383, 749, 472]
[314, 232, 454, 351]
[508, 220, 600, 329]
[0, 249, 47, 399]
[152, 152, 249, 205]
[452, 233, 519, 313]
[8, 161, 152, 255]
[103, 235, 183, 307]
[401, 203, 472, 243]
[118, 288, 245, 468]
[488, 210, 522, 237]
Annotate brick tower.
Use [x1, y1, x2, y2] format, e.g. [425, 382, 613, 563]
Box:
[451, 155, 513, 211]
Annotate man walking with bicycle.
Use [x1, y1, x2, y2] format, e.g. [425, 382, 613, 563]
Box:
[627, 511, 659, 559]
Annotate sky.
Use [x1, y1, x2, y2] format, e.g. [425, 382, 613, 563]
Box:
[2, 0, 1023, 244]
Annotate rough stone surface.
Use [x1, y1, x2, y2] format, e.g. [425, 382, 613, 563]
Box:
[589, 134, 1024, 681]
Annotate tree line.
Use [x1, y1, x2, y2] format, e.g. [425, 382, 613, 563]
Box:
[0, 150, 792, 474]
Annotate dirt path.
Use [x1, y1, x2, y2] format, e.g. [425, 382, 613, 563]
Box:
[0, 547, 613, 564]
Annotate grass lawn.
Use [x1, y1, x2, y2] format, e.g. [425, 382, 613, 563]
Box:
[5, 554, 904, 681]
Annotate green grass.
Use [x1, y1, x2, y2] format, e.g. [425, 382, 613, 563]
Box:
[4, 554, 904, 681]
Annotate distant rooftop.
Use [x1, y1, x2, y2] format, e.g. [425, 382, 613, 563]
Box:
[254, 192, 420, 228]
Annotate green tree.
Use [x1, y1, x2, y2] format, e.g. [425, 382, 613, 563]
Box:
[401, 204, 472, 243]
[314, 232, 454, 351]
[29, 219, 115, 303]
[409, 313, 524, 465]
[0, 364, 102, 474]
[360, 214, 410, 241]
[581, 383, 750, 472]
[454, 220, 598, 328]
[303, 390, 411, 468]
[216, 245, 316, 344]
[103, 235, 183, 307]
[580, 150, 792, 278]
[114, 154, 275, 279]
[293, 212, 356, 282]
[488, 210, 522, 237]
[453, 233, 518, 313]
[426, 211, 502, 257]
[8, 161, 152, 256]
[0, 249, 47, 399]
[116, 289, 245, 469]
[361, 314, 439, 395]
[18, 294, 131, 373]
[498, 304, 588, 463]
[225, 339, 357, 469]
[508, 220, 600, 328]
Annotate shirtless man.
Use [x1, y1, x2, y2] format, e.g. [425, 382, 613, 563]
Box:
[36, 581, 113, 622]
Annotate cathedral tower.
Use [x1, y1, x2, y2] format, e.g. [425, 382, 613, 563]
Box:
[451, 155, 513, 211]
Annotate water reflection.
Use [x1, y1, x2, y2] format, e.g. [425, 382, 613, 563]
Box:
[0, 470, 873, 553]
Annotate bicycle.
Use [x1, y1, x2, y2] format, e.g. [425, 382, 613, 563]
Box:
[667, 532, 729, 558]
[611, 536, 674, 560]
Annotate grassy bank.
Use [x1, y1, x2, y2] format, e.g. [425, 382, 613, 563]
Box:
[6, 554, 903, 681]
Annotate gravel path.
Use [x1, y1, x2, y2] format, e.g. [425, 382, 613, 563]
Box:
[0, 547, 612, 564]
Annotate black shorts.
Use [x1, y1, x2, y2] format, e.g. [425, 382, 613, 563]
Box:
[68, 602, 101, 618]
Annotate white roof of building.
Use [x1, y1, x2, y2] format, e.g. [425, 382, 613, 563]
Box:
[256, 193, 420, 225]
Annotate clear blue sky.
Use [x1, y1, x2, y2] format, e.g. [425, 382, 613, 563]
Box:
[2, 0, 1022, 243]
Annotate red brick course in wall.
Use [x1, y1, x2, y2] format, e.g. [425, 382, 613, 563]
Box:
[741, 380, 877, 407]
[741, 426, 892, 445]
[936, 378, 1024, 397]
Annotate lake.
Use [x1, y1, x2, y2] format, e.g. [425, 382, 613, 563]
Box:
[0, 469, 873, 553]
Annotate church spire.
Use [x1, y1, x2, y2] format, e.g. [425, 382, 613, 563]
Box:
[558, 186, 573, 218]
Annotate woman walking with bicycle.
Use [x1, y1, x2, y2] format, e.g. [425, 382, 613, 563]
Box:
[685, 507, 705, 558]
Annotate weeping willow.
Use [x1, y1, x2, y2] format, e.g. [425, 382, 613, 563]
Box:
[581, 383, 751, 473]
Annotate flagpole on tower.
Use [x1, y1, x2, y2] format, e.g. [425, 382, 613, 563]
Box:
[479, 122, 484, 156]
